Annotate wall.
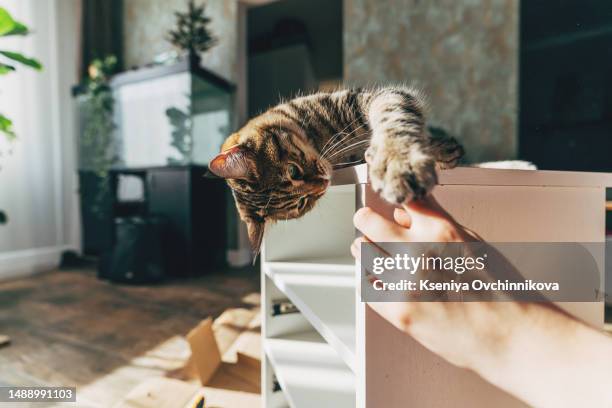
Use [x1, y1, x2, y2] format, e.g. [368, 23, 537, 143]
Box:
[123, 0, 239, 83]
[344, 0, 519, 162]
[0, 0, 81, 278]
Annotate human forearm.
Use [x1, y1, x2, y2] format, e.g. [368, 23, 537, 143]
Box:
[474, 303, 612, 408]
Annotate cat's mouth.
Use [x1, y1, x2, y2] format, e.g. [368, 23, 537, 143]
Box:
[297, 196, 308, 212]
[302, 187, 328, 209]
[314, 177, 331, 196]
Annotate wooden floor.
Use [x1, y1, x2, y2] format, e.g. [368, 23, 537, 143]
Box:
[0, 264, 259, 407]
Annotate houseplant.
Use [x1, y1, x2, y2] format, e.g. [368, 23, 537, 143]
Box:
[80, 55, 118, 217]
[167, 0, 217, 62]
[0, 7, 43, 223]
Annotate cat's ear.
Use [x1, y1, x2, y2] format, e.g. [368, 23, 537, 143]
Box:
[246, 219, 265, 260]
[208, 144, 252, 179]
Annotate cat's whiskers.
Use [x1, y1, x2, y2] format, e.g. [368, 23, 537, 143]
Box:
[321, 122, 368, 160]
[332, 158, 366, 168]
[320, 117, 366, 158]
[325, 121, 370, 155]
[320, 127, 358, 159]
[319, 131, 348, 158]
[326, 139, 370, 162]
[321, 134, 352, 161]
[334, 114, 362, 137]
[242, 190, 305, 198]
[319, 115, 362, 155]
[251, 193, 306, 204]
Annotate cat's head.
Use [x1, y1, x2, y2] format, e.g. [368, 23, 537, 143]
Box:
[209, 121, 332, 255]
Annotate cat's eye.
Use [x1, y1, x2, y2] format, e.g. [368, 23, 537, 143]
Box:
[288, 163, 303, 180]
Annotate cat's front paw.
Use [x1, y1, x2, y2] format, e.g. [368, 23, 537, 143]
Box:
[366, 145, 438, 204]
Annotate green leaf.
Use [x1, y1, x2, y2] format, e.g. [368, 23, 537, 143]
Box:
[4, 21, 28, 36]
[0, 62, 15, 74]
[0, 113, 16, 141]
[0, 7, 16, 36]
[0, 50, 42, 70]
[0, 6, 27, 36]
[0, 210, 7, 224]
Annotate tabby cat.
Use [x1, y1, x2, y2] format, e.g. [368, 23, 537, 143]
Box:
[208, 86, 464, 254]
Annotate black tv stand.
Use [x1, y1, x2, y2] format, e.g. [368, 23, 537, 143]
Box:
[108, 165, 228, 276]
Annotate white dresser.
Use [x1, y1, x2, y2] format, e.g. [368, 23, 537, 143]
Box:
[261, 164, 612, 408]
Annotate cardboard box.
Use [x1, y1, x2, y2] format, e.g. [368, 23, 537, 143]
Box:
[116, 310, 261, 408]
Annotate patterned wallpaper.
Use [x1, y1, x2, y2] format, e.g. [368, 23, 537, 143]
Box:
[123, 0, 238, 82]
[123, 0, 518, 161]
[344, 0, 519, 162]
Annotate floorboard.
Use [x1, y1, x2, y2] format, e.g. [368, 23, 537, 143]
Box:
[0, 264, 259, 407]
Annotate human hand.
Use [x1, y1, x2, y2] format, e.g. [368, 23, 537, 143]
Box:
[350, 195, 612, 407]
[351, 195, 523, 369]
[351, 195, 477, 251]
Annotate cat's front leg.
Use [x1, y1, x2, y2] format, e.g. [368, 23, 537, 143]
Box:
[366, 137, 437, 203]
[365, 88, 438, 204]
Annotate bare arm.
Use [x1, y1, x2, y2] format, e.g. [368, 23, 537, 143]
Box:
[352, 196, 612, 407]
[482, 303, 612, 407]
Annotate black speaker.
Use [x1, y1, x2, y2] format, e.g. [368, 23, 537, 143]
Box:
[98, 216, 166, 284]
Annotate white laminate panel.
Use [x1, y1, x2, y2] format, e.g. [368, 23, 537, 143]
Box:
[363, 182, 605, 407]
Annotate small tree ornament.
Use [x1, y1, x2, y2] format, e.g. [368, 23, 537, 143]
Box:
[167, 0, 217, 60]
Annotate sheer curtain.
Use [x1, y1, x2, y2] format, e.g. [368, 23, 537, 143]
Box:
[0, 0, 81, 278]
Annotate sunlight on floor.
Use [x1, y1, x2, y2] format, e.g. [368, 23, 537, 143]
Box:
[68, 293, 261, 408]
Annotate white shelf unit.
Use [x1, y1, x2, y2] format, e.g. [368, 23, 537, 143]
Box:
[261, 181, 356, 408]
[263, 260, 356, 371]
[261, 164, 612, 408]
[264, 331, 355, 407]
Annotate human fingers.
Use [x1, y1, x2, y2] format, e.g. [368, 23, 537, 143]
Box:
[352, 236, 392, 262]
[350, 237, 368, 260]
[353, 207, 408, 242]
[393, 207, 412, 228]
